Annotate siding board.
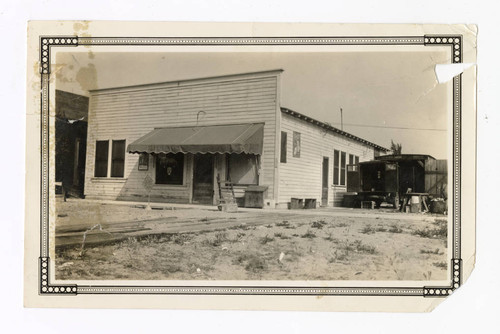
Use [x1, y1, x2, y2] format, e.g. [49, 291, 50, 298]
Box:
[278, 113, 375, 207]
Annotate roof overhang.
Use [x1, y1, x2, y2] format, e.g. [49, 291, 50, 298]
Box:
[281, 107, 388, 152]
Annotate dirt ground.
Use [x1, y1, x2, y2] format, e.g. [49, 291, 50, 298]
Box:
[55, 199, 449, 281]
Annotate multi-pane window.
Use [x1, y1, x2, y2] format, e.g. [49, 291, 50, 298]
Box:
[94, 141, 109, 177]
[333, 150, 340, 185]
[95, 140, 126, 178]
[340, 152, 346, 185]
[333, 150, 359, 186]
[280, 131, 287, 163]
[155, 153, 184, 185]
[111, 140, 126, 177]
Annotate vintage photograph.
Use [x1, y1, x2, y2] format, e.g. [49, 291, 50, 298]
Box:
[53, 49, 451, 282]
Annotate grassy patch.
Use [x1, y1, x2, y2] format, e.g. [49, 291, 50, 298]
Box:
[274, 232, 290, 240]
[300, 230, 316, 239]
[202, 231, 228, 247]
[412, 221, 447, 239]
[420, 248, 444, 255]
[388, 224, 403, 233]
[311, 220, 327, 229]
[235, 253, 267, 272]
[352, 240, 377, 254]
[433, 261, 447, 270]
[360, 224, 376, 234]
[259, 235, 275, 245]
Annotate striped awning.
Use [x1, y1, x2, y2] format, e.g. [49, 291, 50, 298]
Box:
[127, 123, 264, 155]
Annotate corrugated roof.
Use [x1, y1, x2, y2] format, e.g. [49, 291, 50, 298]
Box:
[281, 107, 388, 151]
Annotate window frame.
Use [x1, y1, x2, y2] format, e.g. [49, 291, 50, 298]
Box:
[340, 151, 347, 186]
[280, 131, 287, 163]
[110, 140, 126, 178]
[226, 153, 259, 186]
[94, 140, 109, 178]
[155, 152, 185, 186]
[333, 149, 340, 185]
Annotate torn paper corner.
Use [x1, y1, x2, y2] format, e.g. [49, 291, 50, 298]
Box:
[435, 63, 475, 83]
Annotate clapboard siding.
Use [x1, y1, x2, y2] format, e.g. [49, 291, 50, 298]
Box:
[278, 113, 375, 206]
[84, 72, 280, 202]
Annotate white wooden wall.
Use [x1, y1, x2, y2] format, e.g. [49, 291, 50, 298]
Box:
[278, 113, 375, 207]
[84, 71, 280, 202]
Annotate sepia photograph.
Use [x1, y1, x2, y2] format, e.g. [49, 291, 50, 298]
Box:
[53, 49, 451, 282]
[22, 21, 478, 312]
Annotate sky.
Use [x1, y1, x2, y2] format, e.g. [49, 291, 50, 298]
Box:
[56, 50, 450, 158]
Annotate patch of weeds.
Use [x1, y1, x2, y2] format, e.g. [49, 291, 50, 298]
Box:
[412, 223, 447, 239]
[423, 271, 433, 280]
[328, 249, 349, 263]
[375, 226, 387, 232]
[265, 224, 273, 228]
[276, 221, 290, 227]
[433, 261, 447, 270]
[235, 254, 267, 272]
[202, 231, 228, 247]
[388, 224, 403, 233]
[352, 240, 377, 254]
[300, 230, 316, 239]
[233, 232, 246, 241]
[160, 263, 182, 275]
[259, 235, 275, 245]
[171, 233, 193, 245]
[291, 233, 300, 237]
[334, 222, 348, 228]
[311, 220, 327, 229]
[360, 224, 376, 234]
[199, 217, 209, 222]
[274, 232, 290, 240]
[337, 239, 376, 255]
[420, 248, 443, 255]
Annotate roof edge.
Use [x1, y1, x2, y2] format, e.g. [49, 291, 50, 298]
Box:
[281, 107, 388, 152]
[89, 69, 284, 93]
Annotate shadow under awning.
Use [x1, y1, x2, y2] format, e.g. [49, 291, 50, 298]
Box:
[127, 123, 264, 155]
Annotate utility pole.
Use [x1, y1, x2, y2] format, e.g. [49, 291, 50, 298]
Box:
[340, 107, 343, 131]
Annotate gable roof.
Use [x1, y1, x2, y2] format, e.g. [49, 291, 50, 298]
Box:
[281, 107, 388, 152]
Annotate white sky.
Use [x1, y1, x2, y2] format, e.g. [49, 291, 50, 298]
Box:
[56, 50, 450, 158]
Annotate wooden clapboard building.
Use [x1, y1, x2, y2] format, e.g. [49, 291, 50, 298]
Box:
[83, 70, 387, 208]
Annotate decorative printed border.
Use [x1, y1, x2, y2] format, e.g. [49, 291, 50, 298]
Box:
[38, 35, 462, 298]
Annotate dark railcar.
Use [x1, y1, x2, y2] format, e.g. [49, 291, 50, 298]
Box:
[347, 154, 439, 209]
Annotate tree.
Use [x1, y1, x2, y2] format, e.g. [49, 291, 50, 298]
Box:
[390, 140, 402, 155]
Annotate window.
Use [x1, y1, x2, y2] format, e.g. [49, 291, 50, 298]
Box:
[349, 154, 354, 165]
[333, 150, 340, 185]
[292, 131, 301, 158]
[111, 140, 126, 177]
[156, 153, 184, 185]
[355, 156, 359, 164]
[340, 152, 346, 185]
[94, 141, 109, 177]
[227, 153, 258, 185]
[280, 131, 287, 163]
